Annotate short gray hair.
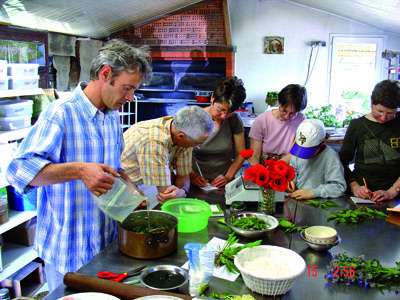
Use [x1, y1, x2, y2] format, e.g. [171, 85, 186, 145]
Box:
[90, 39, 152, 81]
[174, 106, 214, 140]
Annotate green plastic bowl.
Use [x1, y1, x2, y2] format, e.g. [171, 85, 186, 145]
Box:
[161, 198, 212, 233]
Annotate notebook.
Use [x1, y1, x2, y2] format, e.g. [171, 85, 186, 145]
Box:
[350, 196, 375, 205]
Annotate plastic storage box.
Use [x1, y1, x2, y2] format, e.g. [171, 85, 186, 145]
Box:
[0, 78, 7, 91]
[8, 76, 39, 90]
[0, 114, 31, 130]
[7, 63, 39, 77]
[0, 99, 33, 117]
[6, 186, 37, 211]
[0, 60, 7, 78]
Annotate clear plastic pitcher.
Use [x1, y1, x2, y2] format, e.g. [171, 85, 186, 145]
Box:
[93, 177, 147, 223]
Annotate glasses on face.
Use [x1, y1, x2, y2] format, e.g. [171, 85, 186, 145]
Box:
[213, 103, 230, 115]
[372, 105, 397, 120]
[278, 106, 298, 119]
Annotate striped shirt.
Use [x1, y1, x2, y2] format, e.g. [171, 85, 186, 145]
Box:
[6, 83, 123, 274]
[121, 117, 192, 186]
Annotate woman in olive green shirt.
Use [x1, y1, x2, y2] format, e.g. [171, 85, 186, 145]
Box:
[190, 77, 247, 188]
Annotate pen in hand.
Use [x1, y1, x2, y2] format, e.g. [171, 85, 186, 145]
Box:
[362, 177, 372, 199]
[194, 160, 209, 187]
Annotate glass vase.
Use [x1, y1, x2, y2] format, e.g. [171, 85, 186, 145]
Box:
[258, 188, 275, 215]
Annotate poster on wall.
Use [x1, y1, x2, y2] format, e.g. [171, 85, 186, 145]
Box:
[264, 36, 284, 54]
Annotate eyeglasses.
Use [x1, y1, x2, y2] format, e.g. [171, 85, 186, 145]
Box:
[278, 106, 298, 119]
[372, 105, 397, 119]
[213, 103, 230, 115]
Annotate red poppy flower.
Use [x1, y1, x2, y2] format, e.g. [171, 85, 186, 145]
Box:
[285, 165, 296, 181]
[240, 149, 254, 159]
[272, 160, 289, 177]
[263, 159, 276, 170]
[243, 165, 258, 181]
[255, 166, 270, 188]
[269, 173, 288, 192]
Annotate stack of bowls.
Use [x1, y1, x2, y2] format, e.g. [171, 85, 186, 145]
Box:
[300, 226, 340, 251]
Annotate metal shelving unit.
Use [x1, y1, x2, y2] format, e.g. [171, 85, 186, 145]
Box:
[0, 89, 41, 282]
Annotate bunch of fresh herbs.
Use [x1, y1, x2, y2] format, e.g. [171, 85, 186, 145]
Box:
[278, 218, 308, 233]
[327, 207, 386, 224]
[214, 232, 261, 273]
[305, 199, 340, 210]
[209, 292, 255, 300]
[325, 252, 400, 292]
[232, 216, 269, 230]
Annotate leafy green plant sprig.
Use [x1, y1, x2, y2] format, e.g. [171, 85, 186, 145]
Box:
[305, 105, 341, 127]
[305, 199, 340, 210]
[327, 207, 387, 224]
[209, 292, 255, 300]
[232, 216, 269, 230]
[278, 218, 308, 233]
[214, 232, 261, 273]
[325, 253, 400, 292]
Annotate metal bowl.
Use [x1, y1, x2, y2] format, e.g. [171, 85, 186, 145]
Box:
[226, 212, 279, 239]
[139, 265, 188, 291]
[300, 231, 341, 251]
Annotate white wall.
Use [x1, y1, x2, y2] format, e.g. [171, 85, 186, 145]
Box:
[228, 0, 400, 113]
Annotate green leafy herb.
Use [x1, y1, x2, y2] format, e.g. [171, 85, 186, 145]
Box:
[305, 199, 340, 210]
[198, 283, 209, 296]
[278, 218, 308, 233]
[232, 216, 269, 230]
[327, 207, 387, 224]
[326, 252, 400, 292]
[214, 232, 261, 273]
[305, 105, 341, 127]
[209, 292, 256, 300]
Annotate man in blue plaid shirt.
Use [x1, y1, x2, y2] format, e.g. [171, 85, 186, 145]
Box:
[6, 39, 152, 291]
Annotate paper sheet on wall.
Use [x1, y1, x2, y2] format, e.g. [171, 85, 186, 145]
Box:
[182, 237, 241, 282]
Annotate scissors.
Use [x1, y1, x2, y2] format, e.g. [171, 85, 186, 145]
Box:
[97, 265, 146, 282]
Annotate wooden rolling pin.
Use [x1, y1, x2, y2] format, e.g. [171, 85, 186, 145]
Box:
[64, 272, 192, 300]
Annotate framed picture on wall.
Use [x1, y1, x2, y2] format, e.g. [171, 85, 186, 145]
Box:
[263, 36, 284, 54]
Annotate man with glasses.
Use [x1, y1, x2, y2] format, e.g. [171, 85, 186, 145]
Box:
[121, 106, 213, 206]
[340, 80, 400, 203]
[6, 39, 152, 291]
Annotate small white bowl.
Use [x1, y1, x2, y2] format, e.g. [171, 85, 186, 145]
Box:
[300, 231, 340, 251]
[304, 226, 337, 245]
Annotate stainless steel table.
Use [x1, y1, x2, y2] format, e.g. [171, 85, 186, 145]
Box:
[46, 188, 400, 299]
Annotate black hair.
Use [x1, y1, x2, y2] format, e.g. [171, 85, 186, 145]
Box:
[213, 76, 246, 112]
[278, 84, 307, 112]
[371, 80, 400, 109]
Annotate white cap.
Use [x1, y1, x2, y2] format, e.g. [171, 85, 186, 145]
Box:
[290, 119, 326, 159]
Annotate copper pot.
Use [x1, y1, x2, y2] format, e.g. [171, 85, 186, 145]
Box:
[118, 210, 177, 259]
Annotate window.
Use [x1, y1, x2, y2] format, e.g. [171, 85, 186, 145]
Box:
[0, 39, 46, 65]
[329, 35, 384, 114]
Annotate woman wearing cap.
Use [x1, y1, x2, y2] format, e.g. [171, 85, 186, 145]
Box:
[190, 77, 247, 188]
[287, 119, 346, 200]
[248, 84, 307, 164]
[339, 80, 400, 203]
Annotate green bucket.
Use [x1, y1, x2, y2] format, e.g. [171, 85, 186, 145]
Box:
[161, 198, 212, 233]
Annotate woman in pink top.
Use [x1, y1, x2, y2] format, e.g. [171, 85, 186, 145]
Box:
[249, 84, 307, 164]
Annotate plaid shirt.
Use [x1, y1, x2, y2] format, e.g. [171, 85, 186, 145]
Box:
[121, 116, 192, 186]
[6, 83, 123, 274]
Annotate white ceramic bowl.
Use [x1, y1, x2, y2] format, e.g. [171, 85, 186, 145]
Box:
[234, 245, 306, 296]
[304, 226, 337, 245]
